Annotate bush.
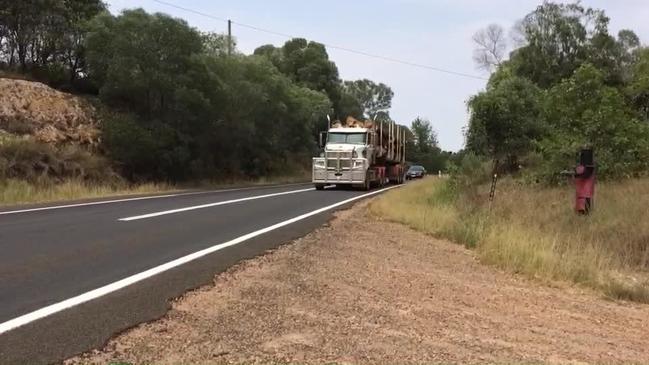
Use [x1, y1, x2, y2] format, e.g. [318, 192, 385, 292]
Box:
[0, 135, 116, 183]
[538, 64, 649, 181]
[447, 152, 492, 191]
[99, 110, 163, 180]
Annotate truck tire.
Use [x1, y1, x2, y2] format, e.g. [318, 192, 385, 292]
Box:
[315, 184, 325, 191]
[363, 172, 371, 191]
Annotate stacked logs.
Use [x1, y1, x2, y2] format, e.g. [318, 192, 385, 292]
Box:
[329, 116, 405, 163]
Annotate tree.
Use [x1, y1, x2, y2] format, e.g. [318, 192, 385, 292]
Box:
[611, 29, 642, 85]
[60, 0, 106, 82]
[337, 89, 363, 120]
[253, 38, 342, 115]
[0, 0, 40, 71]
[466, 75, 544, 168]
[618, 30, 640, 53]
[201, 31, 235, 57]
[410, 117, 438, 153]
[509, 2, 610, 87]
[0, 0, 105, 82]
[86, 9, 208, 179]
[465, 1, 649, 181]
[472, 24, 506, 72]
[88, 10, 334, 181]
[206, 55, 331, 178]
[404, 119, 449, 173]
[627, 48, 649, 120]
[508, 2, 643, 89]
[86, 9, 204, 116]
[540, 63, 649, 178]
[342, 79, 394, 118]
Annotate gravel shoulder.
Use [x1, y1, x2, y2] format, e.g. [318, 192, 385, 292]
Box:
[67, 200, 649, 364]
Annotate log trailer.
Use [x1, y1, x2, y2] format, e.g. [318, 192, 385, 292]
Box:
[312, 117, 406, 190]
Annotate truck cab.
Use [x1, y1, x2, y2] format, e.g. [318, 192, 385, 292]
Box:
[312, 127, 374, 190]
[312, 120, 405, 191]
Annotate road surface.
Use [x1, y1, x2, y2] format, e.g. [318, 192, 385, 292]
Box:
[0, 183, 396, 364]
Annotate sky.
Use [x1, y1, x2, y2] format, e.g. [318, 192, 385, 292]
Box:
[105, 0, 649, 151]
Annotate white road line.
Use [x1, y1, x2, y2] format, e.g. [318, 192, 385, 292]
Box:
[0, 185, 400, 335]
[0, 183, 310, 216]
[119, 188, 315, 221]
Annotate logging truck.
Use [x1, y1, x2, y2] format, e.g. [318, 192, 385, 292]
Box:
[312, 117, 406, 190]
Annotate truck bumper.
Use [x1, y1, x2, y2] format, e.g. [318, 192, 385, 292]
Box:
[312, 169, 366, 184]
[312, 157, 368, 185]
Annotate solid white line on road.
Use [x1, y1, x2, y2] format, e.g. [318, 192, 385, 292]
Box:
[0, 185, 400, 335]
[0, 183, 310, 216]
[118, 188, 314, 221]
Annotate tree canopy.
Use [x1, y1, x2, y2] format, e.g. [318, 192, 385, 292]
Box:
[342, 79, 394, 118]
[0, 4, 460, 182]
[0, 0, 105, 84]
[467, 1, 649, 181]
[0, 6, 402, 181]
[254, 39, 343, 117]
[406, 117, 449, 173]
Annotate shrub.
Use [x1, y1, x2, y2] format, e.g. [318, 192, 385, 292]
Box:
[0, 136, 116, 183]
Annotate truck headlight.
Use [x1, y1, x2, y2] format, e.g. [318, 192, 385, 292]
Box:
[352, 160, 364, 169]
[314, 160, 326, 169]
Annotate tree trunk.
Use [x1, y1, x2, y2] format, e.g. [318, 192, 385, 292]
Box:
[8, 43, 16, 67]
[68, 54, 79, 83]
[17, 43, 27, 72]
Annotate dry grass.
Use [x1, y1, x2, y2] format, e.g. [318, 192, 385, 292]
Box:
[0, 174, 310, 207]
[370, 177, 649, 303]
[0, 179, 173, 207]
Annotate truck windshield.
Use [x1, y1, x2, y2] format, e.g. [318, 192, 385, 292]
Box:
[328, 133, 366, 144]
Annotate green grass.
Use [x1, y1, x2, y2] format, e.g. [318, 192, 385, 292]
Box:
[370, 177, 649, 303]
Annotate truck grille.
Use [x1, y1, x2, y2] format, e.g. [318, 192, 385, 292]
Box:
[325, 151, 352, 159]
[327, 159, 351, 169]
[324, 151, 353, 170]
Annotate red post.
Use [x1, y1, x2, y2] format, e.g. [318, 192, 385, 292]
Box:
[574, 148, 595, 214]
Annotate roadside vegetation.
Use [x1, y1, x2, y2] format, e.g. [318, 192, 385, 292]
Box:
[466, 2, 649, 181]
[371, 2, 648, 303]
[0, 179, 171, 207]
[371, 176, 649, 303]
[0, 174, 313, 207]
[0, 1, 452, 201]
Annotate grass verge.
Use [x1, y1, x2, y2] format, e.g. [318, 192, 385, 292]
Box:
[370, 177, 649, 303]
[0, 179, 172, 207]
[0, 174, 311, 207]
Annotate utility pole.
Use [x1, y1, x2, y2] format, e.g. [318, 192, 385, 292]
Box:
[227, 19, 232, 56]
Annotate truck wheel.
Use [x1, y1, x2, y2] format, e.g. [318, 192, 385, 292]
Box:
[315, 184, 325, 191]
[363, 172, 371, 191]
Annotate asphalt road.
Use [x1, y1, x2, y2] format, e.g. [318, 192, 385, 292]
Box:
[0, 183, 396, 364]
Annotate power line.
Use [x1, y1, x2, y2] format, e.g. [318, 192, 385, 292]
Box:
[152, 0, 229, 22]
[152, 0, 488, 81]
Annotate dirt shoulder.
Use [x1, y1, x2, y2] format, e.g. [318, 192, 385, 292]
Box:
[67, 200, 649, 364]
